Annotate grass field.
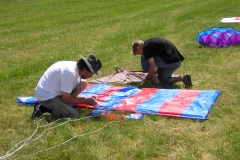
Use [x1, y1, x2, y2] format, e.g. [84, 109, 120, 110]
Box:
[1, 0, 240, 159]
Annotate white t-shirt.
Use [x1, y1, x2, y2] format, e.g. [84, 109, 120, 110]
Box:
[34, 61, 81, 101]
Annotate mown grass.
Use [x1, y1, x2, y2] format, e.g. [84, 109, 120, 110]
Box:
[0, 0, 240, 159]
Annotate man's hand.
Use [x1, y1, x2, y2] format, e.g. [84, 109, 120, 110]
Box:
[143, 76, 153, 83]
[85, 96, 98, 106]
[152, 75, 161, 84]
[62, 92, 97, 105]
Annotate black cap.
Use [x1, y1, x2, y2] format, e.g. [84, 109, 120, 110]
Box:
[81, 54, 102, 75]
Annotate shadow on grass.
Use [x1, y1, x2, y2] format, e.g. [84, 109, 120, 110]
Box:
[145, 114, 206, 123]
[127, 82, 182, 89]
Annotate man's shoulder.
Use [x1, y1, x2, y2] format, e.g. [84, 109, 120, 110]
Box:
[54, 61, 76, 64]
[49, 61, 77, 72]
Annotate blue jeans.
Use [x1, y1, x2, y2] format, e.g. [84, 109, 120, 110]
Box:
[141, 55, 181, 84]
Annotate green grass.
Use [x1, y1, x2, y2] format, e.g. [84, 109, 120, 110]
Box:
[1, 0, 240, 159]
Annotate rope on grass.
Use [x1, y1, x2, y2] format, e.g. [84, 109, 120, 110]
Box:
[0, 117, 73, 160]
[0, 116, 124, 160]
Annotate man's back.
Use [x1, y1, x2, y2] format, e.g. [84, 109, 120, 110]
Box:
[143, 37, 184, 63]
[34, 61, 80, 101]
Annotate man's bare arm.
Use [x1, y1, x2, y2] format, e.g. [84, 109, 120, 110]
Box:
[147, 58, 160, 84]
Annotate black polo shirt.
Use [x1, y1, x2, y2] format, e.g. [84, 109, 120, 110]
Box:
[143, 37, 184, 63]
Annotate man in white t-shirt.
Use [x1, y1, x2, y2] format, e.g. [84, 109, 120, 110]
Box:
[32, 55, 102, 119]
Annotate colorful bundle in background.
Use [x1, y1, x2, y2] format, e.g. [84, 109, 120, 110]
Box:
[196, 27, 240, 47]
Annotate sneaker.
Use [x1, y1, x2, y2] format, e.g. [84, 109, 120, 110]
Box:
[183, 74, 192, 88]
[31, 102, 43, 119]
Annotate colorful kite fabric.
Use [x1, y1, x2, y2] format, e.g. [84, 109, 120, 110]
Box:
[90, 67, 181, 84]
[196, 27, 240, 47]
[17, 84, 221, 120]
[90, 67, 146, 84]
[221, 17, 240, 23]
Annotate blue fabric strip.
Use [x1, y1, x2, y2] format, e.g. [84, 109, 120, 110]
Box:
[80, 84, 112, 97]
[135, 89, 180, 114]
[181, 90, 221, 119]
[96, 87, 140, 110]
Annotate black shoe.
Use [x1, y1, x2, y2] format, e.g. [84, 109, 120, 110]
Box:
[183, 74, 192, 88]
[32, 102, 43, 119]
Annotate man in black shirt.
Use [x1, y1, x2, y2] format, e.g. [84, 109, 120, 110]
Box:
[132, 37, 192, 88]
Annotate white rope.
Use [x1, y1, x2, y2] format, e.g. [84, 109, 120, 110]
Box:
[0, 117, 73, 160]
[14, 119, 123, 160]
[0, 116, 122, 160]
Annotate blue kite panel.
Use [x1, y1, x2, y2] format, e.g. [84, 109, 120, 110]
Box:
[80, 84, 112, 97]
[181, 90, 221, 119]
[96, 87, 140, 110]
[135, 89, 180, 114]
